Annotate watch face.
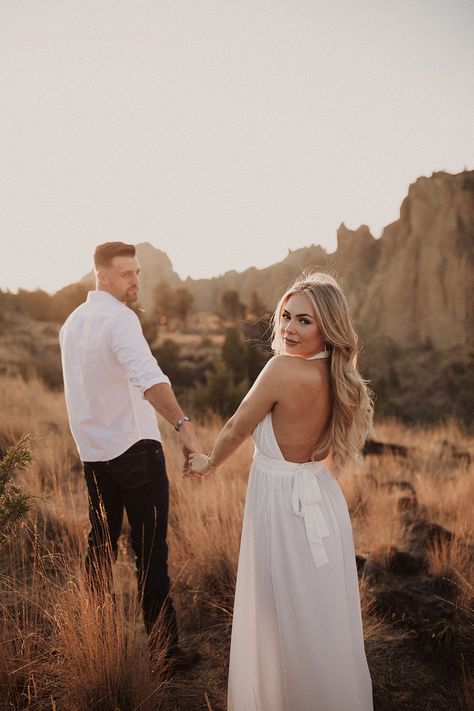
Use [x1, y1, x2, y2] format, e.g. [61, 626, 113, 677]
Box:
[175, 416, 190, 431]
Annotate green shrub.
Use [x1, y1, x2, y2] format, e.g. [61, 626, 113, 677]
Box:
[222, 328, 247, 383]
[153, 339, 182, 382]
[190, 361, 248, 420]
[0, 435, 34, 547]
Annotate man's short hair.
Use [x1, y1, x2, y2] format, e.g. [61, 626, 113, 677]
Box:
[94, 242, 136, 270]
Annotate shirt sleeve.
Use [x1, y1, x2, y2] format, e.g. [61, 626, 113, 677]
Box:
[108, 307, 171, 397]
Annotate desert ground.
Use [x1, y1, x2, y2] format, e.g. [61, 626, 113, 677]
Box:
[0, 374, 473, 710]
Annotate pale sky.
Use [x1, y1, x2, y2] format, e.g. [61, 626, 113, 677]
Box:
[1, 0, 473, 294]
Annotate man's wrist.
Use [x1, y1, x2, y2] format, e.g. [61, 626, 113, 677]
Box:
[174, 415, 191, 432]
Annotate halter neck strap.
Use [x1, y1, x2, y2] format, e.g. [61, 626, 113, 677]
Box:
[305, 348, 330, 360]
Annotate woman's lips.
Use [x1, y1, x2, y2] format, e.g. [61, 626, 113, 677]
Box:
[284, 337, 299, 346]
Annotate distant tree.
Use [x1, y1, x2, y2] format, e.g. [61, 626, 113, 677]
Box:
[153, 280, 174, 328]
[50, 283, 89, 322]
[222, 327, 247, 383]
[0, 435, 34, 548]
[247, 291, 268, 320]
[220, 289, 245, 322]
[373, 375, 389, 418]
[153, 339, 182, 381]
[242, 316, 272, 385]
[16, 288, 52, 321]
[388, 364, 399, 389]
[190, 361, 247, 419]
[246, 342, 268, 385]
[140, 317, 158, 347]
[449, 351, 474, 428]
[173, 287, 194, 326]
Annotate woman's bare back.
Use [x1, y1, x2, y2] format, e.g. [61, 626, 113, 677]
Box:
[271, 357, 331, 463]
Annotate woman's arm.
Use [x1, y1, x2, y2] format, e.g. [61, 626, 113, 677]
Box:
[189, 355, 290, 475]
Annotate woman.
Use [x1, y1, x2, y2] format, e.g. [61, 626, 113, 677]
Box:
[190, 272, 374, 711]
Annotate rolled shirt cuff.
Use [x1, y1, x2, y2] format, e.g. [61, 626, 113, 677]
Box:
[140, 373, 171, 399]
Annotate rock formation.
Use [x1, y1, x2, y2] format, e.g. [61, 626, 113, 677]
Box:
[185, 170, 473, 352]
[78, 170, 473, 353]
[349, 171, 474, 350]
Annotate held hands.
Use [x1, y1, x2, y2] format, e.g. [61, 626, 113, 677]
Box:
[187, 452, 215, 478]
[174, 417, 215, 478]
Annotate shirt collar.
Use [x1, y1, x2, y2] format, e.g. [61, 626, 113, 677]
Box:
[87, 290, 126, 307]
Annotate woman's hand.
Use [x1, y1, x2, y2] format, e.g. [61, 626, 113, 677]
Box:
[188, 452, 214, 477]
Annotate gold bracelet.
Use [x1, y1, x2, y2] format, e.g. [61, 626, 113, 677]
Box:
[206, 451, 216, 470]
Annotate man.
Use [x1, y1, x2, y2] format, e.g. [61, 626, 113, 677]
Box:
[59, 241, 201, 669]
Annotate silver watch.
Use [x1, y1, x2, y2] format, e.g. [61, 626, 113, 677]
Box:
[174, 415, 190, 431]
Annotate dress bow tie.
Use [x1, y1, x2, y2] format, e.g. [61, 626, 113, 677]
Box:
[292, 466, 330, 568]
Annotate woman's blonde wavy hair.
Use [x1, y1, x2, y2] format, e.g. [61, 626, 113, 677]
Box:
[271, 271, 374, 468]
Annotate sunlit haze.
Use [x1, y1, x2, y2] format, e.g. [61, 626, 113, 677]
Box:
[1, 1, 473, 294]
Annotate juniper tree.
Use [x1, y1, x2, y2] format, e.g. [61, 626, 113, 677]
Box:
[220, 289, 245, 322]
[0, 434, 34, 547]
[173, 287, 194, 326]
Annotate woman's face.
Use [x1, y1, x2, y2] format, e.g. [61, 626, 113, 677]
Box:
[280, 292, 325, 358]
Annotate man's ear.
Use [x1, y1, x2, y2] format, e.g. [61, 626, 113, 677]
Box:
[96, 269, 108, 288]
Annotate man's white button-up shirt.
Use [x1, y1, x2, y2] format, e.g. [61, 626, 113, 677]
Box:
[59, 290, 170, 462]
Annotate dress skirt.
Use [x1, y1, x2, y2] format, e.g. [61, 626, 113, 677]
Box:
[227, 445, 373, 711]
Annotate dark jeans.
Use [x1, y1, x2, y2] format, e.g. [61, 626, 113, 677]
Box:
[83, 439, 178, 648]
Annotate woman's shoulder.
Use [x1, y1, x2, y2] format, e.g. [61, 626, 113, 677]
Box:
[264, 353, 298, 373]
[263, 354, 324, 383]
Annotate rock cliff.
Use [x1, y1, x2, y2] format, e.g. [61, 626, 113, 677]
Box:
[79, 170, 473, 353]
[184, 170, 473, 352]
[351, 171, 474, 350]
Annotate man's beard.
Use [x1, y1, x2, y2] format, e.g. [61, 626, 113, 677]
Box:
[125, 288, 138, 304]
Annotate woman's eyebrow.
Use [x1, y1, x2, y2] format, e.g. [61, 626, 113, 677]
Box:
[283, 309, 314, 318]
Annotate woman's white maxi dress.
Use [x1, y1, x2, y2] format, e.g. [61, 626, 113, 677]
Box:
[227, 411, 373, 711]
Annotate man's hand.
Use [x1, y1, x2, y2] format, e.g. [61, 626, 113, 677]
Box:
[178, 421, 203, 477]
[143, 384, 203, 476]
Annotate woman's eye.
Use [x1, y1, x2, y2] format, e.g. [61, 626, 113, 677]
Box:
[282, 313, 290, 320]
[300, 319, 309, 325]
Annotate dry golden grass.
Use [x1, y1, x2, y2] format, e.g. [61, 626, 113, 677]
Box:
[426, 535, 474, 610]
[0, 374, 472, 710]
[0, 526, 169, 710]
[414, 471, 474, 540]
